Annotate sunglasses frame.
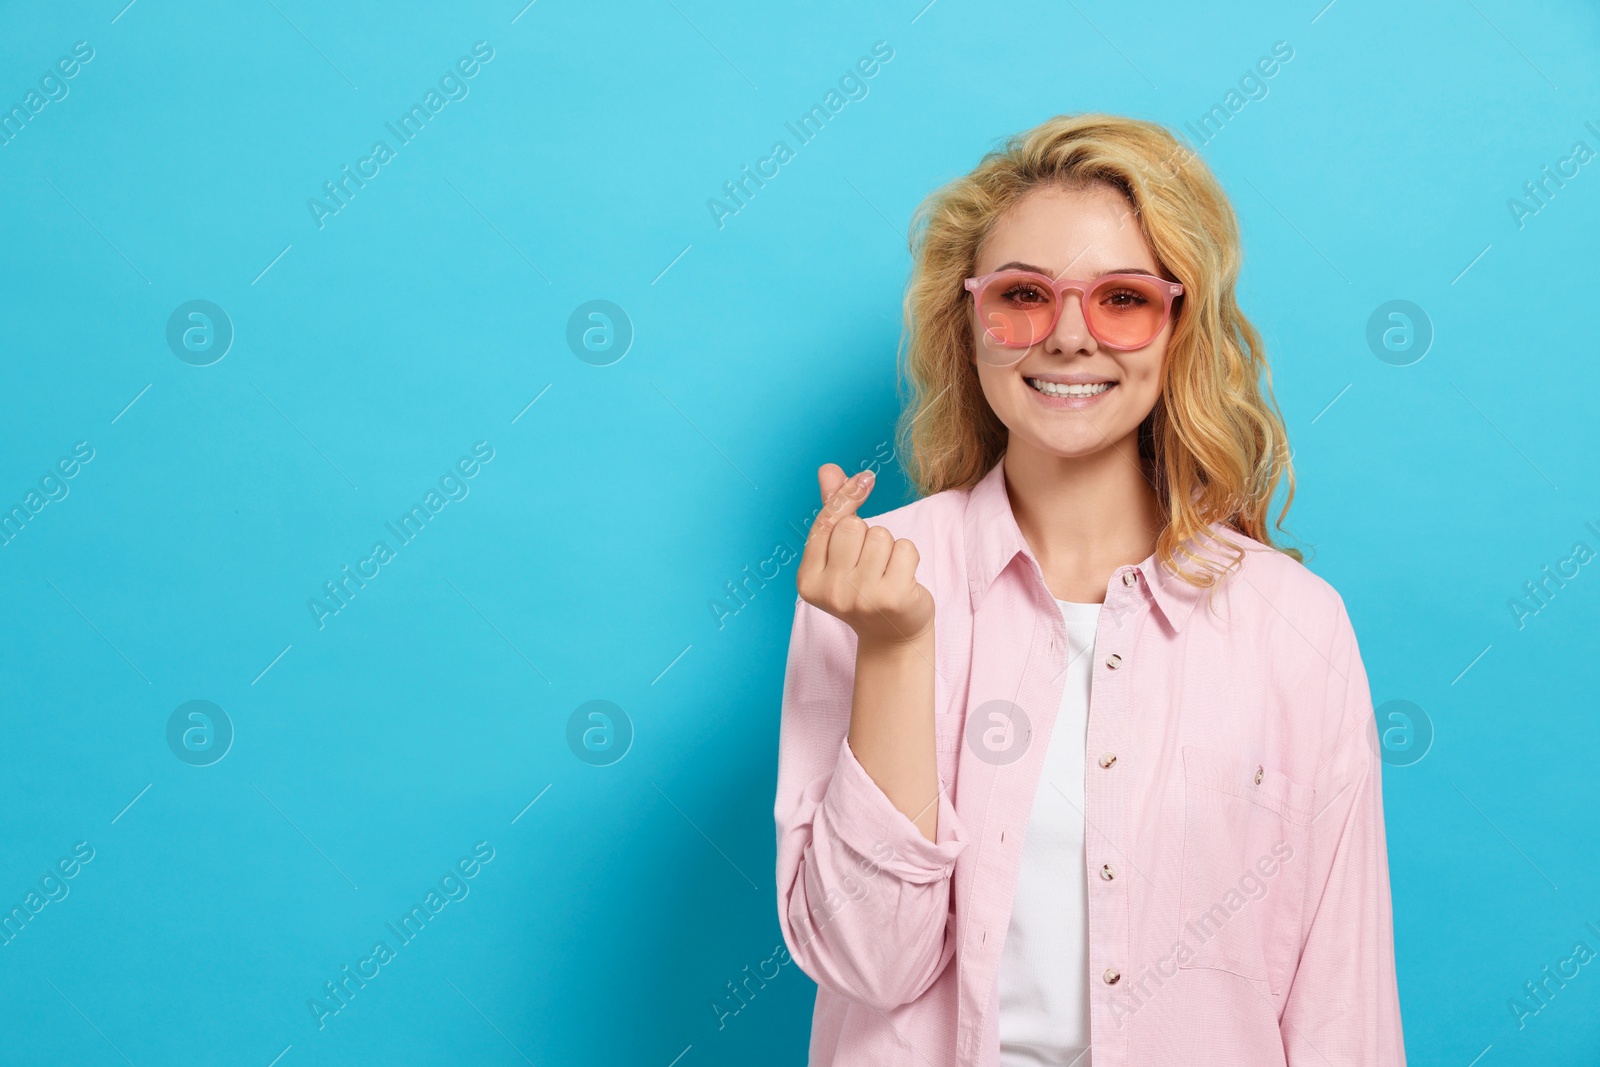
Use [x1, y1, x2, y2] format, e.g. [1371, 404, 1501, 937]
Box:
[963, 269, 1185, 353]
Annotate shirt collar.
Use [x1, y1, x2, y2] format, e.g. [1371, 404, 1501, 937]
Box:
[962, 456, 1222, 633]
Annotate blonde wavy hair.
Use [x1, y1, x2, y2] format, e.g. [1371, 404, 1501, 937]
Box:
[893, 111, 1303, 587]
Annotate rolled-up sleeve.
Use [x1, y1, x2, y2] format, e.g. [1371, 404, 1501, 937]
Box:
[1281, 599, 1407, 1064]
[774, 594, 969, 1012]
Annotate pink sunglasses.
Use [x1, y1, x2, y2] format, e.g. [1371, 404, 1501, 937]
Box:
[964, 269, 1184, 361]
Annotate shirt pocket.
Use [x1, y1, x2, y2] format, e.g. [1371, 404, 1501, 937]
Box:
[1175, 744, 1315, 990]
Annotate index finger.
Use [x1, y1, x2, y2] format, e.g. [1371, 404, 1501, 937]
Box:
[796, 467, 875, 580]
[815, 467, 875, 534]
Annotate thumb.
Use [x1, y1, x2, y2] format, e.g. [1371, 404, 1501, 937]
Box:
[819, 464, 875, 523]
[817, 463, 848, 504]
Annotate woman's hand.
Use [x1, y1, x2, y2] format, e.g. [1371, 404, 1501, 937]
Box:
[796, 463, 935, 651]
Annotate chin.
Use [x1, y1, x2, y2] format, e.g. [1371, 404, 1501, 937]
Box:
[1020, 428, 1115, 459]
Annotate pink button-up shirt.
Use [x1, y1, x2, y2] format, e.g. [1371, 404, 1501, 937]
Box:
[774, 457, 1406, 1066]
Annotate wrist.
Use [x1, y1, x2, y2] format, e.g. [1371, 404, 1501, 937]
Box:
[856, 625, 934, 659]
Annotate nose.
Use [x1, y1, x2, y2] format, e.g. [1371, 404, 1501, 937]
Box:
[1045, 288, 1096, 354]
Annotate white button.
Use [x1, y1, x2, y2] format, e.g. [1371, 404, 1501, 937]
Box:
[1100, 864, 1115, 880]
[1105, 653, 1122, 670]
[1122, 571, 1138, 586]
[1099, 753, 1117, 768]
[1104, 968, 1121, 984]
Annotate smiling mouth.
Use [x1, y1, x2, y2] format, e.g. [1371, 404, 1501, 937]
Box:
[1025, 378, 1116, 398]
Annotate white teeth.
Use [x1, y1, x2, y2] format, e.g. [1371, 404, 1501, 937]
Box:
[1027, 378, 1114, 398]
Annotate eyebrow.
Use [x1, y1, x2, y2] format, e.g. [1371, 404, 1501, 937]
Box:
[993, 261, 1160, 279]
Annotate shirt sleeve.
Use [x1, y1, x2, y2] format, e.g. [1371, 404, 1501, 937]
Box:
[773, 593, 970, 1012]
[1280, 598, 1408, 1064]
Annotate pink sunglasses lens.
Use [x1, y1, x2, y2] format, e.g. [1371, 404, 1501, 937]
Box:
[1086, 275, 1171, 349]
[975, 274, 1055, 353]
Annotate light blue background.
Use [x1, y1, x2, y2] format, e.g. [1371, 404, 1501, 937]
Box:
[1, 0, 1597, 1063]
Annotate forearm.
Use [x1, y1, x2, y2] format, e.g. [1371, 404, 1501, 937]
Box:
[777, 731, 966, 1011]
[846, 630, 939, 842]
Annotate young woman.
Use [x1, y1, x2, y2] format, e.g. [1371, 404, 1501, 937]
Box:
[773, 114, 1405, 1066]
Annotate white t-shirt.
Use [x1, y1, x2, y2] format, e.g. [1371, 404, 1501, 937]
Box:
[997, 597, 1100, 1066]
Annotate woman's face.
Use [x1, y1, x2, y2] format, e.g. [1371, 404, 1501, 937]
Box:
[968, 182, 1176, 461]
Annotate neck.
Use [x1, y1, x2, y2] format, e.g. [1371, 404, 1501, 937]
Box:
[1002, 431, 1164, 603]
